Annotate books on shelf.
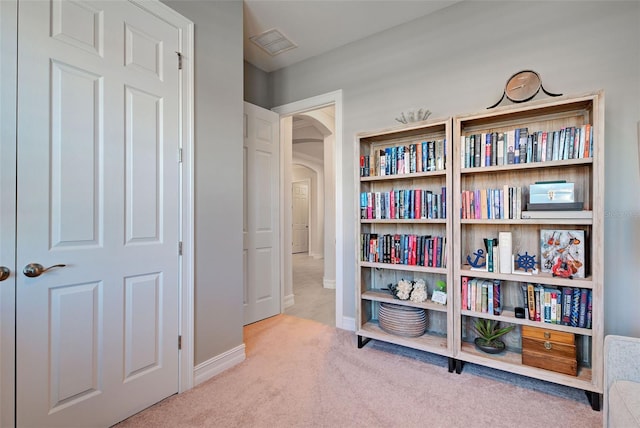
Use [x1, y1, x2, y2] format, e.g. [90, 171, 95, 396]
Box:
[360, 233, 446, 268]
[460, 277, 502, 315]
[360, 139, 447, 177]
[519, 283, 592, 329]
[360, 188, 446, 220]
[460, 186, 523, 219]
[460, 124, 593, 169]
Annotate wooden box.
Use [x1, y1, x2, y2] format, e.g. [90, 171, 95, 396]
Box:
[521, 325, 577, 376]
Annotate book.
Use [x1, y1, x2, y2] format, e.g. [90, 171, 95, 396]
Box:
[498, 231, 512, 274]
[461, 276, 469, 310]
[525, 202, 584, 211]
[562, 287, 573, 325]
[578, 288, 589, 328]
[521, 210, 592, 219]
[492, 280, 501, 315]
[527, 283, 536, 321]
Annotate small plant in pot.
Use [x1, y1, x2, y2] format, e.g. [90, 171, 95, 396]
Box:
[472, 319, 515, 354]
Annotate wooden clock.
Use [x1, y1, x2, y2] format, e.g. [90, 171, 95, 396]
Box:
[488, 70, 562, 109]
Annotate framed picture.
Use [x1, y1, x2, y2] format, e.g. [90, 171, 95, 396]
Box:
[540, 229, 586, 279]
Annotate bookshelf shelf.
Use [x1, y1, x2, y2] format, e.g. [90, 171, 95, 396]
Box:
[460, 310, 594, 336]
[360, 321, 450, 356]
[460, 218, 593, 225]
[453, 92, 604, 408]
[362, 290, 448, 313]
[460, 157, 593, 175]
[356, 118, 454, 363]
[360, 170, 447, 182]
[458, 342, 596, 391]
[458, 266, 595, 289]
[360, 262, 447, 275]
[361, 218, 447, 225]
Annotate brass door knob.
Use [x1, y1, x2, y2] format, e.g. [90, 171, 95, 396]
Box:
[0, 266, 9, 281]
[23, 263, 66, 278]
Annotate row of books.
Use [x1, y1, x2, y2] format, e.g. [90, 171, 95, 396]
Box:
[360, 233, 447, 268]
[360, 139, 446, 177]
[360, 189, 446, 220]
[521, 283, 592, 328]
[461, 277, 503, 315]
[460, 125, 593, 169]
[460, 186, 524, 220]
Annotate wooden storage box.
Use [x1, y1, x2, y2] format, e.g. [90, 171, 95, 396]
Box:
[521, 325, 577, 376]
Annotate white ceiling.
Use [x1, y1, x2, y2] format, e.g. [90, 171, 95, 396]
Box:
[244, 1, 461, 73]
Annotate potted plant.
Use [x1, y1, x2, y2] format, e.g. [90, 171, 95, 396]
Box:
[472, 319, 515, 354]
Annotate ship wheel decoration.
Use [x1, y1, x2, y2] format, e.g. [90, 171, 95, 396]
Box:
[516, 252, 537, 273]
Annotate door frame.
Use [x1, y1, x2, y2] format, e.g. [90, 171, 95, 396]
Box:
[0, 2, 195, 425]
[272, 90, 346, 329]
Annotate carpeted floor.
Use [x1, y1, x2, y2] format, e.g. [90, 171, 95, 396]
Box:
[116, 314, 602, 428]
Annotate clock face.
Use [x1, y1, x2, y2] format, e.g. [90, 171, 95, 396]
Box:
[505, 70, 542, 102]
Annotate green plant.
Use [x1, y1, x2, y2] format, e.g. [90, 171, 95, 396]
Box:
[472, 319, 515, 347]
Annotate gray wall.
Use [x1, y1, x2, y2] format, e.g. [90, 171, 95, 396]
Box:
[244, 60, 270, 108]
[162, 0, 244, 365]
[268, 1, 640, 337]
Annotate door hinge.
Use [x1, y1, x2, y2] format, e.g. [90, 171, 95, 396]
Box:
[178, 335, 182, 350]
[178, 241, 183, 256]
[176, 51, 183, 70]
[178, 148, 183, 163]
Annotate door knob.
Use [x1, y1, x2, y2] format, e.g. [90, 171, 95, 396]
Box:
[23, 263, 66, 278]
[0, 266, 9, 281]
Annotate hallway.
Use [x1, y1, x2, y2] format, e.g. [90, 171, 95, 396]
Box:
[285, 253, 335, 327]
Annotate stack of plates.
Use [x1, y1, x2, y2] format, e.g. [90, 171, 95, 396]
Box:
[378, 302, 427, 337]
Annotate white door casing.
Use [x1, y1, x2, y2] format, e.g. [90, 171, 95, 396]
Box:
[292, 180, 310, 254]
[14, 1, 193, 426]
[272, 91, 346, 329]
[243, 102, 281, 325]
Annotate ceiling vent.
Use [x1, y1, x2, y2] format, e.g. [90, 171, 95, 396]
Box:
[249, 28, 297, 56]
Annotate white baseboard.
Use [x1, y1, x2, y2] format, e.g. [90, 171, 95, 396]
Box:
[323, 278, 336, 289]
[284, 293, 295, 308]
[340, 316, 356, 332]
[193, 344, 245, 386]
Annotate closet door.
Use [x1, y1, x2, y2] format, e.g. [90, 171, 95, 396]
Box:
[15, 1, 182, 426]
[0, 1, 17, 426]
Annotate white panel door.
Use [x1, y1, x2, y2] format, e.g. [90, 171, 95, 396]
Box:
[0, 1, 17, 426]
[16, 1, 181, 426]
[292, 180, 309, 253]
[243, 102, 280, 325]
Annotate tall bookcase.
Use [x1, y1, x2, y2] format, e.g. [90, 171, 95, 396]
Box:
[452, 92, 604, 407]
[355, 118, 454, 365]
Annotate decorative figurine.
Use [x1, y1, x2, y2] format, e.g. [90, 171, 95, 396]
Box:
[467, 249, 486, 268]
[515, 251, 537, 273]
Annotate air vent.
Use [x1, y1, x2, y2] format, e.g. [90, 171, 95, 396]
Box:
[249, 28, 297, 56]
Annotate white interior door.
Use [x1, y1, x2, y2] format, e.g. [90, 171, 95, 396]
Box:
[243, 102, 280, 325]
[0, 1, 17, 426]
[16, 1, 182, 426]
[292, 180, 309, 253]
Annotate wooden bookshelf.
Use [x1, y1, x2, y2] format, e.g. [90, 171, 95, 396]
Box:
[452, 92, 605, 409]
[355, 118, 454, 364]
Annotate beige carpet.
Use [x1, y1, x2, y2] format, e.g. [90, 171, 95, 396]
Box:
[116, 315, 602, 428]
